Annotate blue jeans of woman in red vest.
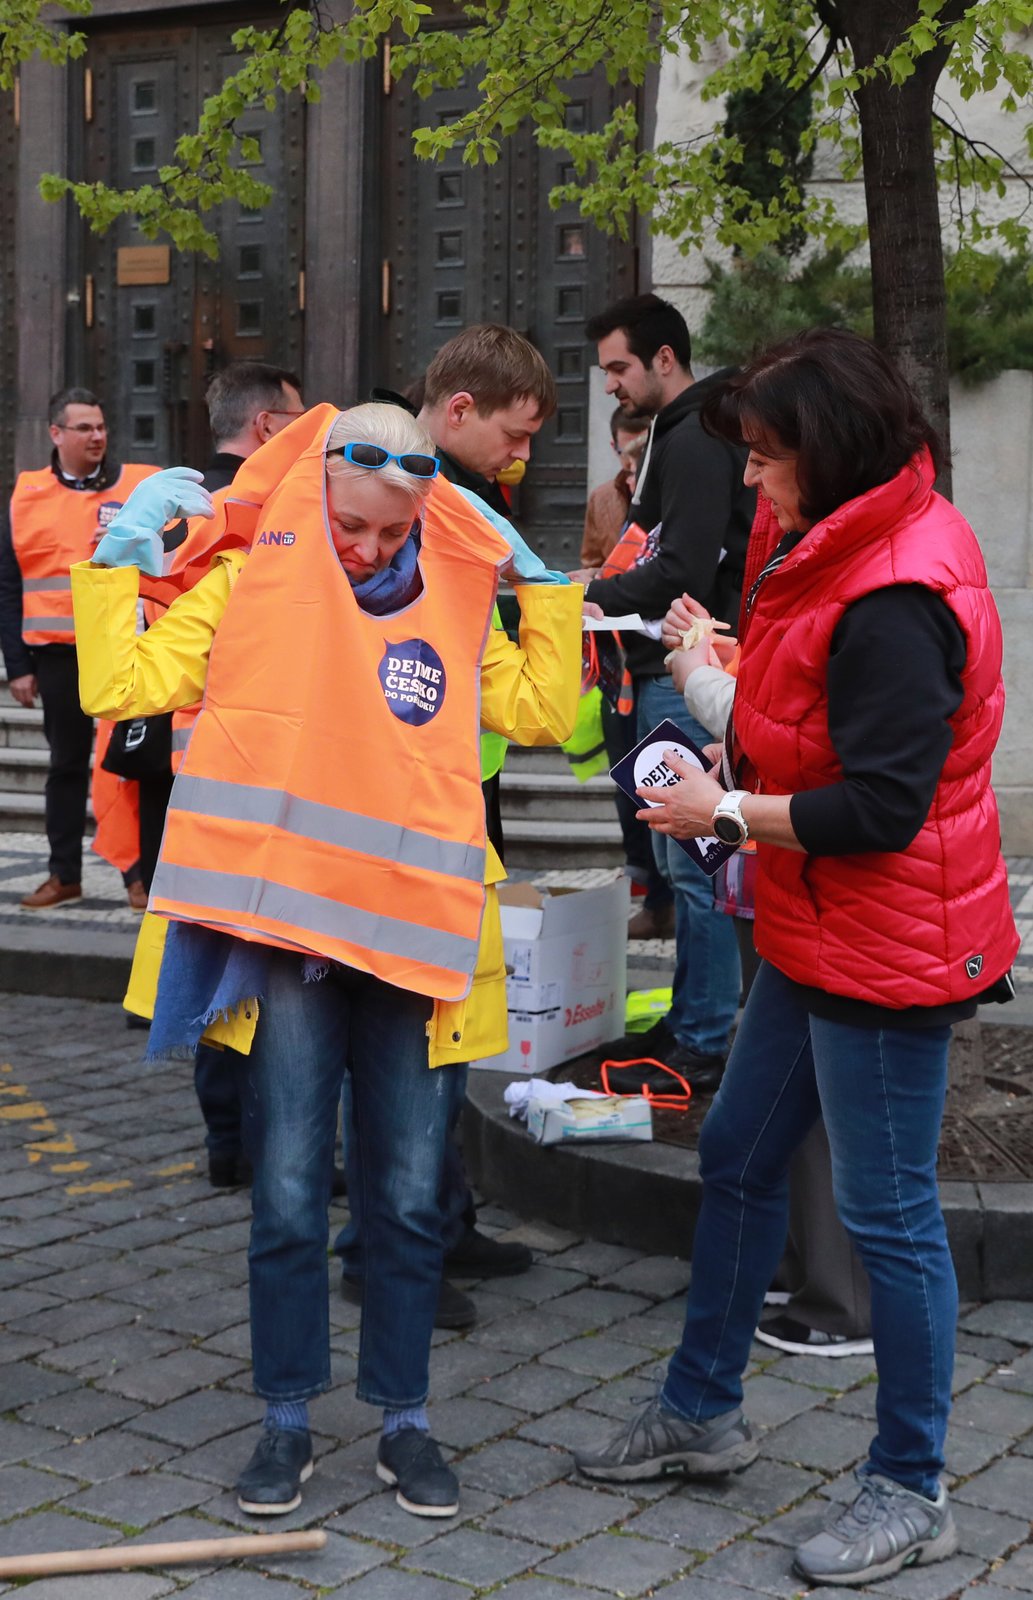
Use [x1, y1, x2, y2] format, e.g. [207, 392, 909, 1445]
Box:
[243, 951, 465, 1408]
[662, 959, 956, 1497]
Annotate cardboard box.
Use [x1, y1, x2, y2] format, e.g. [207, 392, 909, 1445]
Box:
[527, 1093, 653, 1145]
[475, 877, 629, 1074]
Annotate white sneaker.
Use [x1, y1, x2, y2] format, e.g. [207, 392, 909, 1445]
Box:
[755, 1314, 874, 1358]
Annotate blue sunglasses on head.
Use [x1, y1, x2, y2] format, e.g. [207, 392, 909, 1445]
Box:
[329, 442, 440, 479]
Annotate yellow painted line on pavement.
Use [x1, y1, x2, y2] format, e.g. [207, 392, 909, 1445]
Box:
[29, 1134, 77, 1154]
[154, 1161, 197, 1177]
[66, 1179, 133, 1195]
[0, 1100, 51, 1120]
[0, 1063, 125, 1195]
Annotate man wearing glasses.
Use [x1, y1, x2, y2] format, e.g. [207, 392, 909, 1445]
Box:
[0, 388, 158, 908]
[201, 361, 305, 493]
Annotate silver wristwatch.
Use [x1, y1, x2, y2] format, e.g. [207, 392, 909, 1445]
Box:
[711, 790, 750, 848]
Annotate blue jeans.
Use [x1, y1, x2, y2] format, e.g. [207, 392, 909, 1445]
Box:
[335, 1068, 473, 1272]
[662, 960, 956, 1498]
[637, 675, 740, 1055]
[242, 952, 464, 1408]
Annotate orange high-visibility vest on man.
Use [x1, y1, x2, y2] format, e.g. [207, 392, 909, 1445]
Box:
[149, 407, 512, 1001]
[11, 462, 157, 646]
[0, 384, 157, 909]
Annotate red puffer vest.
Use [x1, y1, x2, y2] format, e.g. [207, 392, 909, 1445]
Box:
[734, 450, 1018, 1008]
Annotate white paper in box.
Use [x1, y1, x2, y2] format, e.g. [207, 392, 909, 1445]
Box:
[475, 877, 629, 1074]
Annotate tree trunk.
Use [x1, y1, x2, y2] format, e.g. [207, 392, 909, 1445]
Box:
[834, 0, 963, 496]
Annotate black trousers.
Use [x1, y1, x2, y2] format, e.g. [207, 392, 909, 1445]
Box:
[33, 645, 93, 885]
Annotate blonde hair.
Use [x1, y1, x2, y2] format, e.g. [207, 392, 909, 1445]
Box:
[325, 403, 437, 512]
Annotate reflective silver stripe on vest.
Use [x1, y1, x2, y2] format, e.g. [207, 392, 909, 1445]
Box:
[150, 860, 480, 975]
[171, 728, 192, 752]
[169, 773, 485, 882]
[22, 616, 75, 632]
[23, 576, 73, 593]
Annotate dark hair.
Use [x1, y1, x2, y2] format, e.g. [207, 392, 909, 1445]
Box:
[205, 361, 302, 447]
[610, 406, 651, 441]
[701, 328, 944, 523]
[423, 325, 556, 419]
[585, 293, 692, 370]
[49, 387, 102, 426]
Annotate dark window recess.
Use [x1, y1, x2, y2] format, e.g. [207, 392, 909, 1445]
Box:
[436, 291, 463, 323]
[237, 301, 263, 335]
[132, 137, 157, 170]
[559, 162, 578, 186]
[132, 304, 156, 336]
[132, 80, 157, 114]
[557, 347, 583, 380]
[239, 205, 263, 224]
[556, 285, 584, 320]
[558, 224, 586, 258]
[565, 101, 587, 131]
[436, 107, 463, 127]
[436, 232, 463, 265]
[132, 414, 156, 444]
[238, 244, 262, 277]
[556, 407, 584, 441]
[437, 173, 463, 206]
[133, 360, 156, 389]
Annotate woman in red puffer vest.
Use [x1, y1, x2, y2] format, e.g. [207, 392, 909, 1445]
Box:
[573, 329, 1019, 1588]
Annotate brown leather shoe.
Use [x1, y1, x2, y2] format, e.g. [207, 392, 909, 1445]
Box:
[21, 875, 82, 910]
[126, 881, 149, 911]
[628, 902, 675, 940]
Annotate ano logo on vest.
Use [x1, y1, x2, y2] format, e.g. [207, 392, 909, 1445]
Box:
[379, 639, 447, 726]
[256, 530, 296, 546]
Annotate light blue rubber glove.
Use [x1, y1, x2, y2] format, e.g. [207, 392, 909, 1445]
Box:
[456, 487, 570, 584]
[92, 467, 214, 577]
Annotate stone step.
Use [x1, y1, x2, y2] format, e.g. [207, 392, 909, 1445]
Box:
[0, 790, 97, 834]
[499, 769, 615, 822]
[498, 817, 624, 871]
[0, 746, 57, 792]
[0, 705, 48, 749]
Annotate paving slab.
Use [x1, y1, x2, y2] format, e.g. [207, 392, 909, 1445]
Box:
[2, 990, 1033, 1597]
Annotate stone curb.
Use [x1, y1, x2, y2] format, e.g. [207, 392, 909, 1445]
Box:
[464, 1068, 1033, 1302]
[0, 924, 134, 1003]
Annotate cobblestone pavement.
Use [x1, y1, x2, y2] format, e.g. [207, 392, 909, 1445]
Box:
[3, 993, 1033, 1599]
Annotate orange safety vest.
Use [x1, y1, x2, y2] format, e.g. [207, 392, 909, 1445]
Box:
[149, 411, 512, 1002]
[599, 520, 650, 579]
[11, 464, 158, 646]
[91, 719, 140, 875]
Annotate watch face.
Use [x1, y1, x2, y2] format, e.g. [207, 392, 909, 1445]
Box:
[713, 812, 745, 845]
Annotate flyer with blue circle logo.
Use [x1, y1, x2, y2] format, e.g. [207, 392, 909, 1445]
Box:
[610, 718, 737, 877]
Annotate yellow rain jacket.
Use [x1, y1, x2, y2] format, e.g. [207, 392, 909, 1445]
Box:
[72, 552, 582, 1066]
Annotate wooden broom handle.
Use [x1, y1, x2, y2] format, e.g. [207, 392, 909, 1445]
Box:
[0, 1529, 327, 1579]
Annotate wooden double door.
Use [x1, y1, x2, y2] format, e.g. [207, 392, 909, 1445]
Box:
[376, 55, 636, 566]
[78, 15, 304, 468]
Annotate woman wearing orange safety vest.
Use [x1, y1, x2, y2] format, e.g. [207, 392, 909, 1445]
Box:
[71, 402, 582, 1525]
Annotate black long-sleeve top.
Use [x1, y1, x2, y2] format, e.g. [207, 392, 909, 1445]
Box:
[585, 371, 755, 676]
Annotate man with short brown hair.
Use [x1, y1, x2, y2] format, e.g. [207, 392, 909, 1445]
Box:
[418, 324, 556, 490]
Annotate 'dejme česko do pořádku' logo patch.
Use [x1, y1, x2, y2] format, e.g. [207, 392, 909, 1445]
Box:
[379, 640, 446, 725]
